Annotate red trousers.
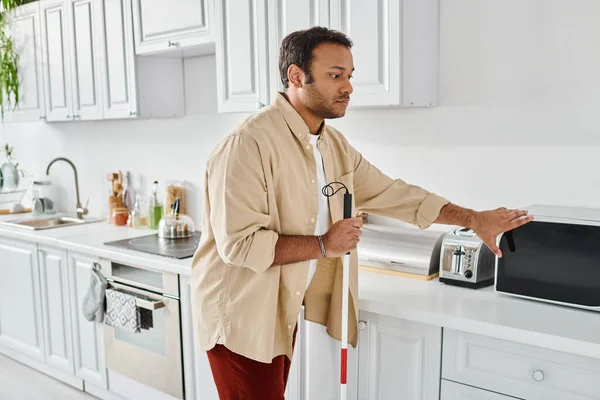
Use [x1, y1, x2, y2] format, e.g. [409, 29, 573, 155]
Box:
[206, 325, 298, 400]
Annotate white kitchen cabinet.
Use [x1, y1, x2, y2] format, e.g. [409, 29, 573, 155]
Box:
[38, 245, 75, 375]
[67, 251, 107, 389]
[0, 238, 44, 361]
[5, 1, 46, 122]
[65, 0, 104, 120]
[357, 311, 442, 400]
[39, 0, 104, 121]
[95, 0, 184, 119]
[441, 380, 522, 400]
[442, 328, 600, 400]
[215, 0, 269, 113]
[39, 0, 73, 121]
[329, 0, 439, 107]
[296, 313, 359, 400]
[131, 0, 215, 56]
[266, 0, 331, 96]
[180, 275, 219, 400]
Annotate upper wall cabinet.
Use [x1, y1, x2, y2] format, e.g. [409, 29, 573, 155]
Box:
[330, 0, 439, 107]
[131, 0, 215, 56]
[266, 0, 331, 95]
[95, 0, 185, 119]
[215, 0, 439, 113]
[5, 2, 46, 122]
[39, 0, 103, 122]
[215, 0, 269, 113]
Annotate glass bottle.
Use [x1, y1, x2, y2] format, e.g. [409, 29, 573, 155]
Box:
[131, 195, 148, 228]
[148, 181, 163, 230]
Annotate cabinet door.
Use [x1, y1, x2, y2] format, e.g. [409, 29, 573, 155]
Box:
[441, 380, 522, 400]
[67, 252, 107, 389]
[329, 0, 401, 107]
[0, 238, 44, 361]
[131, 0, 213, 55]
[267, 0, 330, 97]
[38, 245, 74, 375]
[357, 311, 441, 400]
[180, 275, 219, 400]
[300, 316, 359, 400]
[66, 0, 103, 120]
[40, 0, 73, 122]
[5, 2, 45, 122]
[215, 0, 269, 112]
[96, 0, 138, 119]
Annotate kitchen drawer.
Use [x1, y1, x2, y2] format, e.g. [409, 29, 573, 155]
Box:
[442, 328, 600, 400]
[441, 380, 522, 400]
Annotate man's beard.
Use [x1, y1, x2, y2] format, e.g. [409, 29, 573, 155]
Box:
[304, 83, 346, 119]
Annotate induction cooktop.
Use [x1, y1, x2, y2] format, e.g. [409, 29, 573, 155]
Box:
[104, 232, 201, 259]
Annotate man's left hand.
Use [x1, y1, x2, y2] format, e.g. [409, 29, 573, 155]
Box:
[472, 208, 534, 258]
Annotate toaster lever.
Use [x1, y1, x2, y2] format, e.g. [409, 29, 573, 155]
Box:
[452, 245, 466, 275]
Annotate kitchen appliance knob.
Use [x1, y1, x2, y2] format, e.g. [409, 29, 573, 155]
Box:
[532, 369, 544, 382]
[464, 269, 473, 279]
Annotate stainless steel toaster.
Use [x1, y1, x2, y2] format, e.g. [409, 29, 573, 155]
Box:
[439, 227, 495, 288]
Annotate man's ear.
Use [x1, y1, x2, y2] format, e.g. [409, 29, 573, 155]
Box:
[287, 64, 304, 88]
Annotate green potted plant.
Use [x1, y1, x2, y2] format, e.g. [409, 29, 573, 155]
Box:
[0, 0, 29, 119]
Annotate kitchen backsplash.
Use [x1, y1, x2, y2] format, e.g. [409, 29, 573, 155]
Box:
[2, 0, 599, 226]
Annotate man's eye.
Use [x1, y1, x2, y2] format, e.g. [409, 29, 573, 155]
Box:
[348, 75, 353, 80]
[330, 74, 340, 78]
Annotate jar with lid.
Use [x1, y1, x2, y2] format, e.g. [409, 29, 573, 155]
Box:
[164, 180, 186, 216]
[112, 207, 129, 226]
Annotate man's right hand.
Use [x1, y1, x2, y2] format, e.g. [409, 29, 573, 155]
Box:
[322, 217, 364, 257]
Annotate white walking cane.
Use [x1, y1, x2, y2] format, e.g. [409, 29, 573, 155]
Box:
[323, 182, 353, 400]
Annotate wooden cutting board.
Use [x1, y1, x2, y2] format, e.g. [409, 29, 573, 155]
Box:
[0, 208, 32, 215]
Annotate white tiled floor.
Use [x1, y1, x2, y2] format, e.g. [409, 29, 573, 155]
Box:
[0, 354, 98, 400]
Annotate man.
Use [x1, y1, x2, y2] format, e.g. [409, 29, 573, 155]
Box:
[190, 27, 532, 399]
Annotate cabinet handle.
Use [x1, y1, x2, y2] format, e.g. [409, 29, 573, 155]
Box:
[73, 114, 81, 118]
[39, 115, 46, 120]
[532, 369, 545, 382]
[358, 320, 367, 330]
[66, 113, 73, 119]
[168, 40, 179, 47]
[129, 110, 136, 116]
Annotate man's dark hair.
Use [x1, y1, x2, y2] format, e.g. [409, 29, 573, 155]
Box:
[279, 26, 352, 89]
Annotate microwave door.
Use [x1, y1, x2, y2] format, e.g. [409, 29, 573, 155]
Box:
[496, 221, 600, 309]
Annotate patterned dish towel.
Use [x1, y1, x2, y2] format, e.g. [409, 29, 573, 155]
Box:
[105, 288, 141, 333]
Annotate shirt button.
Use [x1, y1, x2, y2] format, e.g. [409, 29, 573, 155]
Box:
[311, 179, 316, 184]
[296, 291, 301, 296]
[305, 144, 311, 150]
[288, 325, 292, 330]
[311, 218, 316, 223]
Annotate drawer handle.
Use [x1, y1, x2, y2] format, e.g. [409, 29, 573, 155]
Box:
[532, 369, 545, 382]
[358, 320, 367, 330]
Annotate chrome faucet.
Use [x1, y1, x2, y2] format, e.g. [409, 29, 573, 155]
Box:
[46, 157, 89, 219]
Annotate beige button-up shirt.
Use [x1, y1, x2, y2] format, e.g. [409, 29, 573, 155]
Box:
[191, 93, 449, 363]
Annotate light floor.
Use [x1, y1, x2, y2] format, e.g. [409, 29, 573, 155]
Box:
[0, 354, 98, 400]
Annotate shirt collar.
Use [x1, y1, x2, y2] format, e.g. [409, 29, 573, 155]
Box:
[272, 92, 327, 142]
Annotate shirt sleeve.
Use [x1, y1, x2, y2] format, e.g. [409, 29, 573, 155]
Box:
[350, 145, 450, 229]
[207, 132, 279, 273]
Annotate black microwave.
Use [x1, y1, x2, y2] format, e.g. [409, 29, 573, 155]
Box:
[495, 204, 600, 310]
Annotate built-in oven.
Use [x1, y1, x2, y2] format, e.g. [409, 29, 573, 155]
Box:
[99, 259, 183, 399]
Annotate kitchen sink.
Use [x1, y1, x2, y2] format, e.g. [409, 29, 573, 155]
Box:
[1, 215, 104, 230]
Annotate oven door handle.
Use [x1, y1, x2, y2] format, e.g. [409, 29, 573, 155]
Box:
[108, 282, 165, 311]
[135, 297, 165, 311]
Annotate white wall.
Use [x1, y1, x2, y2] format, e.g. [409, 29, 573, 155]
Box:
[2, 0, 599, 226]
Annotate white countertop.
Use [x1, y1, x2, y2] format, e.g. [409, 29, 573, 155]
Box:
[0, 213, 193, 275]
[1, 213, 599, 361]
